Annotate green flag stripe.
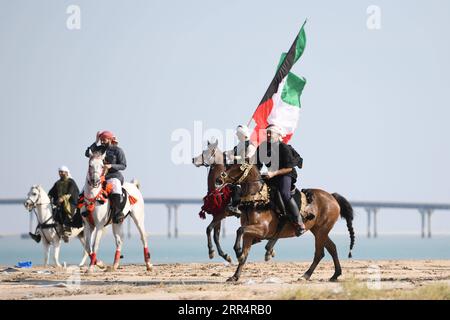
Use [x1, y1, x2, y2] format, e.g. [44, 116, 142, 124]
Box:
[294, 21, 307, 64]
[281, 72, 306, 108]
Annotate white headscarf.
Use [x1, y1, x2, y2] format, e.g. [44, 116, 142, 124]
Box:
[236, 125, 250, 140]
[58, 165, 72, 178]
[266, 124, 285, 140]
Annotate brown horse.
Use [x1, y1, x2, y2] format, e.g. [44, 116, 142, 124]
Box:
[192, 140, 277, 263]
[192, 139, 234, 263]
[219, 162, 355, 282]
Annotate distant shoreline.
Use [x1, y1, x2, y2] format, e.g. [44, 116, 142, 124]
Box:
[2, 232, 450, 237]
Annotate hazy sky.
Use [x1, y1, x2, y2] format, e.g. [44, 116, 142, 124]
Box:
[1, 0, 449, 235]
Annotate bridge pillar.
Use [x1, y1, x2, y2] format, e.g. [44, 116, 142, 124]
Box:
[373, 208, 378, 238]
[419, 210, 425, 238]
[222, 219, 226, 238]
[174, 205, 179, 238]
[365, 208, 372, 238]
[166, 205, 172, 238]
[427, 209, 433, 238]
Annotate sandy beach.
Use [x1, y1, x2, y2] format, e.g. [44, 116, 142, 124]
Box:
[0, 259, 449, 300]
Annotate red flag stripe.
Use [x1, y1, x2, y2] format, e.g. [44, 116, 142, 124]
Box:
[250, 98, 274, 145]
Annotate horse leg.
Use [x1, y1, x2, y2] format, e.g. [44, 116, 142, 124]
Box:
[206, 219, 216, 259]
[53, 239, 62, 268]
[227, 234, 254, 282]
[325, 236, 342, 281]
[82, 220, 92, 265]
[131, 212, 152, 271]
[43, 241, 50, 267]
[265, 239, 278, 261]
[77, 233, 89, 267]
[302, 230, 326, 280]
[88, 226, 104, 273]
[213, 221, 232, 263]
[233, 226, 245, 259]
[112, 223, 123, 270]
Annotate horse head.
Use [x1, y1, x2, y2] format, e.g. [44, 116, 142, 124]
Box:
[192, 138, 222, 167]
[24, 185, 50, 211]
[88, 151, 106, 187]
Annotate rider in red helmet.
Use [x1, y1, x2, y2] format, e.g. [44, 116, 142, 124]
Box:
[85, 131, 127, 223]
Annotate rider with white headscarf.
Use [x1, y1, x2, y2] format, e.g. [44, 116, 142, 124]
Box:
[225, 125, 257, 215]
[254, 124, 306, 236]
[48, 166, 80, 242]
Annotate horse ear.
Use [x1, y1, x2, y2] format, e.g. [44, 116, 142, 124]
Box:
[89, 149, 93, 157]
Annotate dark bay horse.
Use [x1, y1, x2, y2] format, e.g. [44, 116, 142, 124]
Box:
[192, 140, 277, 263]
[220, 163, 355, 282]
[192, 139, 234, 263]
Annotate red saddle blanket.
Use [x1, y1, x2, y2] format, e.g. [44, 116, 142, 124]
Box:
[77, 183, 138, 225]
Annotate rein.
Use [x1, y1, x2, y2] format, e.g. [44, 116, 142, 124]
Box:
[201, 147, 217, 167]
[27, 191, 60, 244]
[221, 163, 260, 185]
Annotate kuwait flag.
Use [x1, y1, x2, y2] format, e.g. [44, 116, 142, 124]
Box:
[250, 21, 307, 145]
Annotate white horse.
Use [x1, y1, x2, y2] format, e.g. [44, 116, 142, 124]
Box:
[24, 185, 89, 267]
[80, 152, 152, 273]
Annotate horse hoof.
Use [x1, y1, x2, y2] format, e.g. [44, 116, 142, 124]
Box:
[226, 276, 238, 282]
[264, 254, 272, 262]
[329, 276, 340, 282]
[208, 251, 215, 259]
[301, 273, 311, 281]
[86, 266, 95, 274]
[271, 250, 276, 258]
[225, 255, 232, 263]
[96, 260, 106, 269]
[146, 263, 153, 271]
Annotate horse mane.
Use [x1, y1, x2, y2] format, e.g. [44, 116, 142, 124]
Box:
[90, 151, 103, 159]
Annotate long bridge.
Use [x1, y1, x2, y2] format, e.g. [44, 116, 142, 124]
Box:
[1, 198, 449, 239]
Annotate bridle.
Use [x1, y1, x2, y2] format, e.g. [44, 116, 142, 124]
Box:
[25, 188, 59, 244]
[87, 159, 107, 188]
[201, 146, 217, 168]
[26, 188, 51, 208]
[220, 163, 255, 185]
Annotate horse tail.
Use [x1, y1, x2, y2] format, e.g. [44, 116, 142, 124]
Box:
[332, 193, 355, 258]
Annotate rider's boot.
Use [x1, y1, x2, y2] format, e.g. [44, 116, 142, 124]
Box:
[110, 194, 124, 224]
[285, 197, 306, 237]
[29, 232, 41, 243]
[227, 184, 242, 217]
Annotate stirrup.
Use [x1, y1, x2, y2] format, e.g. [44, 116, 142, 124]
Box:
[227, 204, 242, 216]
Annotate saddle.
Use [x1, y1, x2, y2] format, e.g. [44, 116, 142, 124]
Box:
[237, 182, 315, 221]
[77, 182, 138, 226]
